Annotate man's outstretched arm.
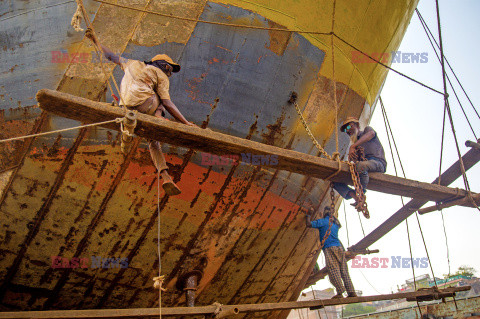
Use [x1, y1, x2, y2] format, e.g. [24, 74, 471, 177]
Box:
[161, 99, 196, 127]
[306, 208, 313, 228]
[85, 28, 121, 65]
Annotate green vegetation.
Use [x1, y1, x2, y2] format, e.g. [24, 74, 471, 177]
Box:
[444, 265, 476, 279]
[342, 303, 376, 317]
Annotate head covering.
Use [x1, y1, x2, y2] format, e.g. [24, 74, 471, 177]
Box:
[151, 54, 180, 72]
[323, 206, 341, 227]
[340, 117, 360, 132]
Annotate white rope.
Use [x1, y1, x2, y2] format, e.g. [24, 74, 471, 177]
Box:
[157, 169, 162, 318]
[0, 118, 122, 144]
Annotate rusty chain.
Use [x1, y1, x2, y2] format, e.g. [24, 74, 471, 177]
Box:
[291, 99, 332, 160]
[289, 93, 370, 219]
[348, 147, 370, 219]
[319, 185, 337, 248]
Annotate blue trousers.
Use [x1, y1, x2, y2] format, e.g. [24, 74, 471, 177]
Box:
[333, 158, 386, 199]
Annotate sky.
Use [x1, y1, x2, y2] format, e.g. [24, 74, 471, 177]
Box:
[311, 0, 480, 296]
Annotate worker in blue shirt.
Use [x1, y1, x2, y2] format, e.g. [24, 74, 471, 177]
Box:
[306, 206, 357, 298]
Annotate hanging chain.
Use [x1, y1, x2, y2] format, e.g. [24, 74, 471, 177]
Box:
[289, 93, 332, 160]
[289, 92, 370, 218]
[348, 147, 370, 219]
[319, 185, 337, 248]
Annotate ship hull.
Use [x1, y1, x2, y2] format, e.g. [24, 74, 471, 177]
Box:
[0, 0, 418, 317]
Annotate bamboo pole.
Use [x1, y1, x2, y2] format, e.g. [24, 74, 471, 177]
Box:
[0, 286, 470, 318]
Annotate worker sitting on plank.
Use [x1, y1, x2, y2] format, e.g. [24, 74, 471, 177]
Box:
[333, 117, 387, 205]
[306, 206, 357, 299]
[86, 29, 196, 196]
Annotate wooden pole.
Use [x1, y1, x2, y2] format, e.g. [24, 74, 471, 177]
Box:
[418, 192, 480, 215]
[466, 140, 480, 151]
[36, 89, 479, 204]
[0, 287, 470, 318]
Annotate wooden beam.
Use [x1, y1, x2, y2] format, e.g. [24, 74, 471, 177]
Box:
[36, 89, 478, 203]
[306, 146, 480, 286]
[466, 140, 480, 151]
[0, 287, 470, 318]
[418, 192, 480, 215]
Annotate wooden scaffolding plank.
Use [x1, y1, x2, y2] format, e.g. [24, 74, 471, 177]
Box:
[0, 287, 470, 318]
[36, 89, 477, 203]
[306, 146, 480, 286]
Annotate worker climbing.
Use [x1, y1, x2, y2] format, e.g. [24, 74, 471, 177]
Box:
[85, 28, 197, 196]
[333, 117, 387, 213]
[306, 206, 357, 299]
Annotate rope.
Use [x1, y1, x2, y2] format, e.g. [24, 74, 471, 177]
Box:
[93, 0, 445, 97]
[418, 8, 480, 209]
[75, 0, 125, 109]
[93, 0, 330, 35]
[156, 169, 163, 318]
[0, 118, 122, 144]
[70, 0, 122, 109]
[342, 202, 350, 246]
[415, 212, 438, 288]
[434, 0, 480, 213]
[310, 286, 328, 318]
[417, 13, 478, 140]
[356, 205, 366, 237]
[333, 34, 445, 96]
[380, 97, 422, 317]
[440, 210, 451, 278]
[0, 0, 75, 23]
[324, 156, 342, 181]
[416, 9, 480, 121]
[71, 0, 85, 31]
[438, 103, 446, 185]
[331, 0, 340, 157]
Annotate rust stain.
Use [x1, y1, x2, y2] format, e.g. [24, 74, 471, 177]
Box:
[261, 111, 286, 146]
[42, 138, 141, 309]
[0, 127, 88, 303]
[246, 115, 258, 139]
[249, 190, 330, 305]
[131, 0, 206, 46]
[94, 112, 213, 307]
[185, 73, 212, 105]
[265, 21, 292, 56]
[216, 45, 233, 52]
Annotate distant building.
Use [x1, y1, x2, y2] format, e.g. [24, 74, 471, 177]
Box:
[287, 289, 338, 319]
[429, 275, 474, 288]
[372, 275, 480, 313]
[399, 274, 441, 292]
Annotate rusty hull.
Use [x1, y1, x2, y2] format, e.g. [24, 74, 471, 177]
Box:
[0, 0, 419, 318]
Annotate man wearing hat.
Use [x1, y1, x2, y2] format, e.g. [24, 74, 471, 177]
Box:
[335, 117, 387, 204]
[306, 206, 357, 298]
[87, 31, 195, 196]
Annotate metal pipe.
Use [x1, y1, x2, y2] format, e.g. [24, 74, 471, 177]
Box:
[184, 274, 198, 307]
